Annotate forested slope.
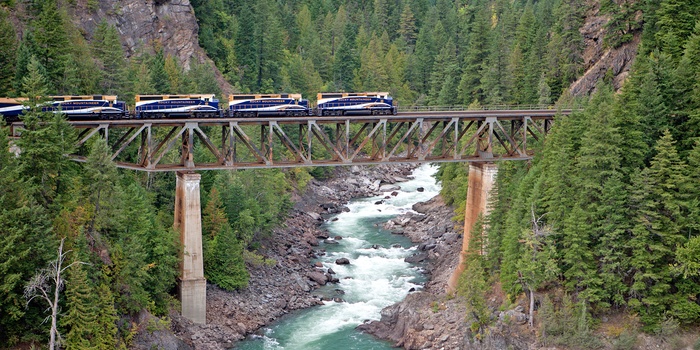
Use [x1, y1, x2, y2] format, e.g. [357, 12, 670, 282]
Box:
[435, 0, 700, 343]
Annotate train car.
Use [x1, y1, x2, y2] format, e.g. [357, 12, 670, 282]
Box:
[43, 95, 127, 119]
[228, 93, 311, 117]
[315, 92, 397, 116]
[0, 97, 28, 123]
[135, 94, 220, 119]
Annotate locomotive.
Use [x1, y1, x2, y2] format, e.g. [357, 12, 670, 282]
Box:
[0, 92, 397, 122]
[0, 95, 127, 122]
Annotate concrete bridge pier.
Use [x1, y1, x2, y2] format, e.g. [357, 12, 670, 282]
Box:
[447, 162, 498, 293]
[174, 171, 206, 324]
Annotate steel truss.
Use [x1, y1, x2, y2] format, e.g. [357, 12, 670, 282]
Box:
[10, 112, 561, 171]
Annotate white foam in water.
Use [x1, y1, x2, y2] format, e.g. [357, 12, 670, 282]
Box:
[237, 164, 440, 349]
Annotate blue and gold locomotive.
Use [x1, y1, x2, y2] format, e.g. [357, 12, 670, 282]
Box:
[315, 92, 397, 116]
[0, 95, 127, 122]
[228, 93, 311, 117]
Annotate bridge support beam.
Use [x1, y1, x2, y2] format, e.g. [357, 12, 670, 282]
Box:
[174, 171, 206, 324]
[447, 162, 498, 293]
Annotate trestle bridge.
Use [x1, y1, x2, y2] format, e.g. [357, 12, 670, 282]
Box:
[6, 107, 569, 324]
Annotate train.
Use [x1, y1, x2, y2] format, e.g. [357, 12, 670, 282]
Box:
[0, 92, 397, 123]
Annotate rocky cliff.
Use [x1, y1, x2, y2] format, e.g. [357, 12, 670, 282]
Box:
[6, 0, 232, 94]
[569, 2, 641, 96]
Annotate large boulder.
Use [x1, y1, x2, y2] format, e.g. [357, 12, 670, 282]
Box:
[307, 271, 328, 285]
[335, 258, 350, 265]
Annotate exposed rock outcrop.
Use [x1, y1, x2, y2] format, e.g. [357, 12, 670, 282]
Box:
[17, 0, 234, 94]
[569, 2, 641, 96]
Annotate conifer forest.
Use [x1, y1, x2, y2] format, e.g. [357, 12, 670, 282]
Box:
[1, 0, 700, 348]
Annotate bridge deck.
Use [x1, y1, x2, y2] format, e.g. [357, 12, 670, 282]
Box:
[8, 110, 568, 171]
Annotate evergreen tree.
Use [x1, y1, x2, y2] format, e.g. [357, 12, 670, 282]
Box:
[0, 127, 54, 344]
[628, 131, 690, 328]
[203, 188, 248, 290]
[654, 0, 700, 57]
[92, 283, 118, 349]
[16, 57, 76, 208]
[63, 262, 97, 350]
[150, 48, 170, 94]
[31, 0, 70, 92]
[92, 20, 126, 94]
[0, 8, 16, 96]
[397, 4, 417, 51]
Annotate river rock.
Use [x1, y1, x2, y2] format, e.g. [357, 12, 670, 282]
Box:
[404, 252, 428, 263]
[334, 236, 343, 240]
[417, 187, 424, 192]
[411, 201, 431, 214]
[307, 271, 327, 285]
[324, 239, 339, 245]
[391, 191, 399, 196]
[375, 200, 384, 205]
[379, 184, 401, 192]
[391, 228, 405, 235]
[314, 261, 323, 267]
[335, 258, 350, 265]
[327, 268, 336, 274]
[307, 212, 322, 221]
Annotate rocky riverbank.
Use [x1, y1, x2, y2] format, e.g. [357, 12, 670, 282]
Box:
[132, 164, 416, 350]
[357, 195, 538, 350]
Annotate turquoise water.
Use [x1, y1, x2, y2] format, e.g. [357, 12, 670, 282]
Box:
[235, 165, 440, 350]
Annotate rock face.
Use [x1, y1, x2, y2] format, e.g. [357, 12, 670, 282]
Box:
[569, 3, 641, 96]
[64, 0, 232, 93]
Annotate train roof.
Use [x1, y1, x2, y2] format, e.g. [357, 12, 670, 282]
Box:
[49, 95, 119, 102]
[317, 92, 390, 100]
[0, 97, 28, 104]
[135, 94, 217, 102]
[229, 93, 303, 101]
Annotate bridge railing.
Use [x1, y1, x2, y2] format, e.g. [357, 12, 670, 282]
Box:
[397, 104, 566, 112]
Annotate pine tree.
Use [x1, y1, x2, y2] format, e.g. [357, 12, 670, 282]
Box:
[457, 4, 489, 104]
[628, 131, 690, 328]
[397, 4, 417, 51]
[92, 20, 126, 94]
[0, 126, 54, 344]
[0, 8, 16, 96]
[203, 187, 248, 290]
[63, 262, 97, 350]
[31, 0, 70, 92]
[150, 48, 170, 94]
[654, 0, 700, 58]
[16, 56, 76, 208]
[93, 283, 118, 349]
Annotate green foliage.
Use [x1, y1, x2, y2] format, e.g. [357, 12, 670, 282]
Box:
[539, 295, 602, 349]
[435, 163, 469, 221]
[456, 215, 491, 336]
[0, 7, 16, 96]
[202, 188, 248, 290]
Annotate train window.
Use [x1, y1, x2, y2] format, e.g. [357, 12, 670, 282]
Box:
[321, 93, 343, 99]
[92, 95, 103, 100]
[232, 95, 255, 100]
[52, 97, 65, 101]
[137, 96, 164, 101]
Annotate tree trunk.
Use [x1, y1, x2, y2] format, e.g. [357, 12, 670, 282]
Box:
[528, 288, 535, 328]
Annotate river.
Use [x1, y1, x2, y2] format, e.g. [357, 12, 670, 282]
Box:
[236, 164, 440, 350]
